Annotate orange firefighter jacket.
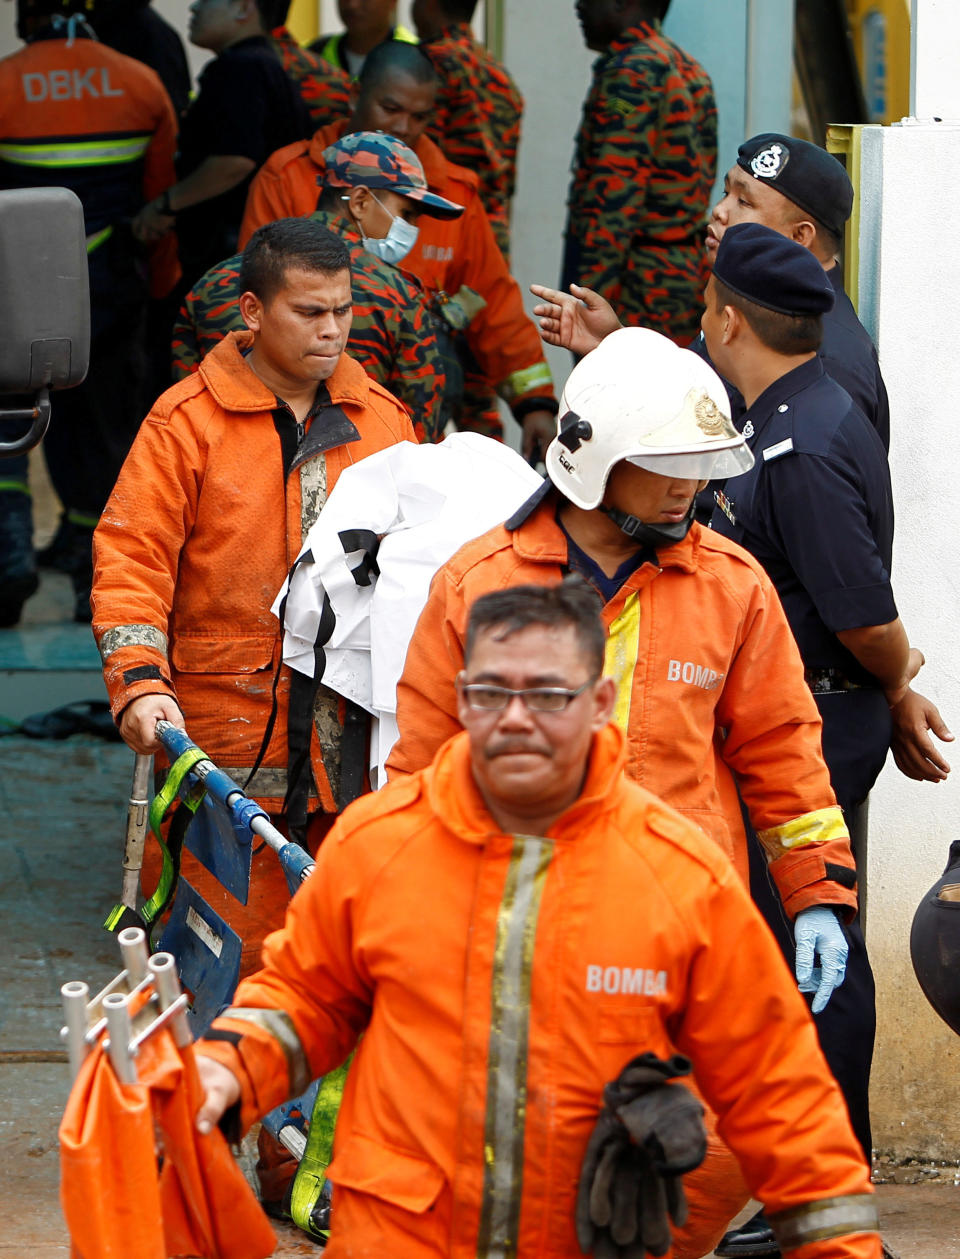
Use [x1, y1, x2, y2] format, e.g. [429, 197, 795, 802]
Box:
[238, 121, 554, 411]
[0, 34, 179, 298]
[92, 330, 416, 815]
[200, 725, 879, 1259]
[386, 494, 858, 919]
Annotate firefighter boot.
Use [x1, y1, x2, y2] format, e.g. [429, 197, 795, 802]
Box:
[715, 1208, 780, 1257]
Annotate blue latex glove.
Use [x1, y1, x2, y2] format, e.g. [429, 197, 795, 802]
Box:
[794, 906, 848, 1014]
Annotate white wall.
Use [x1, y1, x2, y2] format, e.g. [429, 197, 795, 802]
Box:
[851, 0, 960, 1161]
[858, 118, 960, 1159]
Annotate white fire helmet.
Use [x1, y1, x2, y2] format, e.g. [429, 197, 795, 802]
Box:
[545, 327, 754, 511]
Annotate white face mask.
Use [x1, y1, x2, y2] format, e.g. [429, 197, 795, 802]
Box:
[344, 192, 419, 265]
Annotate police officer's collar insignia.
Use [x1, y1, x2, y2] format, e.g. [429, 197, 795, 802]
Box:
[742, 420, 755, 439]
[714, 488, 736, 525]
[693, 391, 728, 436]
[750, 143, 788, 180]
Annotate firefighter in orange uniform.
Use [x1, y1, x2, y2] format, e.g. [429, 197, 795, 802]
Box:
[195, 580, 881, 1259]
[240, 39, 558, 450]
[389, 331, 859, 973]
[0, 0, 179, 625]
[92, 220, 416, 979]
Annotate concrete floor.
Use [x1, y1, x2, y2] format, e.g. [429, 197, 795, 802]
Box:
[2, 530, 959, 1254]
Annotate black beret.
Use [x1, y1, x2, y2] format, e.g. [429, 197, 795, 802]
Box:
[737, 133, 853, 239]
[712, 223, 836, 317]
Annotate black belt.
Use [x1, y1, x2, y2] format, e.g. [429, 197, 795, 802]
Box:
[804, 668, 878, 695]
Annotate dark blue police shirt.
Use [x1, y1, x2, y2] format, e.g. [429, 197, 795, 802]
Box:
[821, 266, 890, 452]
[708, 357, 896, 679]
[691, 263, 890, 452]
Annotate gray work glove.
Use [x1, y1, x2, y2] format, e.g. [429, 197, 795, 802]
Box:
[576, 1052, 707, 1258]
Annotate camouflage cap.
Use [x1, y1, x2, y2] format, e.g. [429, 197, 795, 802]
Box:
[321, 131, 464, 220]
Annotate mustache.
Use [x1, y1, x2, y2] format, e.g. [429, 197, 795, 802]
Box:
[484, 740, 553, 760]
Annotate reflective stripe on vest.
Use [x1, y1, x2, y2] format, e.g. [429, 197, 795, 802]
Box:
[98, 624, 169, 661]
[604, 592, 641, 733]
[86, 225, 113, 254]
[319, 25, 417, 70]
[501, 360, 554, 404]
[219, 1007, 313, 1098]
[477, 834, 553, 1258]
[757, 806, 851, 863]
[0, 133, 151, 169]
[770, 1193, 879, 1250]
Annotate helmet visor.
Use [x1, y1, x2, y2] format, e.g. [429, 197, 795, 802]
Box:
[627, 443, 755, 480]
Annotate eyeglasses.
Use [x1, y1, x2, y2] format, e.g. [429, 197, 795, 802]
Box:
[457, 677, 597, 713]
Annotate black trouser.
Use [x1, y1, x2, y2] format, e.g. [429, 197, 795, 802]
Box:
[746, 688, 890, 1161]
[43, 307, 147, 520]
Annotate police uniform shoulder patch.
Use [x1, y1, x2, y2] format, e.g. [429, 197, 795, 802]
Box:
[750, 143, 788, 180]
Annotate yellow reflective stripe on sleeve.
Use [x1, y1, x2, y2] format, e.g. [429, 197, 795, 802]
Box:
[218, 1007, 312, 1097]
[756, 806, 850, 862]
[0, 134, 151, 168]
[769, 1193, 878, 1249]
[499, 361, 554, 403]
[98, 624, 169, 661]
[86, 225, 113, 253]
[477, 835, 553, 1258]
[603, 592, 641, 733]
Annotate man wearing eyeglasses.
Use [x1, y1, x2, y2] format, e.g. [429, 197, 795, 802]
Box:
[194, 578, 879, 1259]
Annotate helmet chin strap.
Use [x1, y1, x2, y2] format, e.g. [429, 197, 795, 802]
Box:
[599, 497, 696, 549]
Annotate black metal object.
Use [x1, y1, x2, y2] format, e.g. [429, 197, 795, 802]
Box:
[910, 840, 960, 1037]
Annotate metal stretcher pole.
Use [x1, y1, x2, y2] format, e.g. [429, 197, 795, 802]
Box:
[61, 981, 90, 1081]
[149, 953, 192, 1049]
[103, 993, 137, 1085]
[121, 754, 153, 910]
[155, 720, 316, 887]
[118, 925, 150, 984]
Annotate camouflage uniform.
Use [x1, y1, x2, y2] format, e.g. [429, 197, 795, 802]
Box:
[562, 19, 717, 345]
[171, 210, 448, 443]
[271, 25, 353, 130]
[421, 21, 523, 258]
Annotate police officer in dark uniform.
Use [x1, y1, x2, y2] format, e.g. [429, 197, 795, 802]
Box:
[704, 132, 889, 449]
[133, 0, 311, 290]
[704, 223, 952, 1257]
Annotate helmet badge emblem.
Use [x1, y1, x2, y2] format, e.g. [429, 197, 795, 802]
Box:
[693, 391, 728, 436]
